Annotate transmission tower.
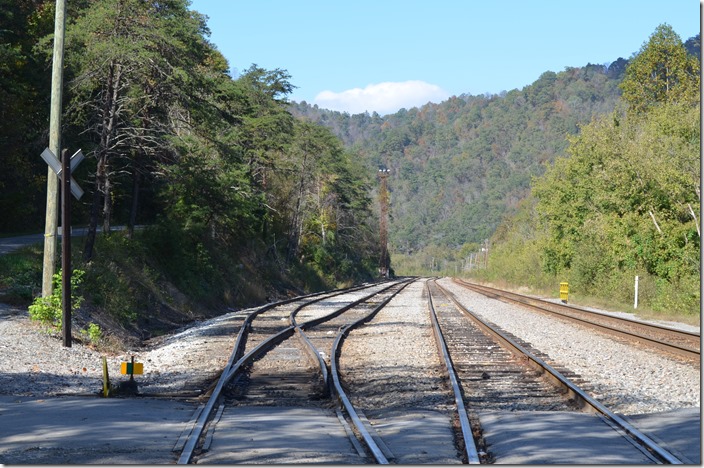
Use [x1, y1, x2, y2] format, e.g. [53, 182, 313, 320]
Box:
[378, 168, 390, 278]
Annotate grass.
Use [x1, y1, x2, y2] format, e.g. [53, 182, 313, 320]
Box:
[0, 244, 44, 305]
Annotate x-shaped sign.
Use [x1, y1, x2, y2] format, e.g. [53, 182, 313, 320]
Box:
[40, 148, 84, 199]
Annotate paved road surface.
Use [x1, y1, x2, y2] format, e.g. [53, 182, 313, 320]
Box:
[0, 226, 135, 255]
[0, 396, 699, 464]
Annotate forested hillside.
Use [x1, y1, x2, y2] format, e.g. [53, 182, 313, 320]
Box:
[0, 0, 380, 340]
[485, 25, 700, 316]
[291, 61, 626, 254]
[292, 26, 700, 316]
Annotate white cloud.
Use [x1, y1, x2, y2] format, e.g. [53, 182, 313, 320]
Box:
[313, 80, 450, 115]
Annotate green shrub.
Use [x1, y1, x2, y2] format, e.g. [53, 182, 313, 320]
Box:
[28, 269, 85, 329]
[80, 322, 102, 346]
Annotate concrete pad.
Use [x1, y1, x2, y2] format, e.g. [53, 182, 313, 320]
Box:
[195, 406, 366, 464]
[0, 396, 198, 464]
[479, 410, 657, 464]
[367, 409, 461, 464]
[624, 407, 701, 464]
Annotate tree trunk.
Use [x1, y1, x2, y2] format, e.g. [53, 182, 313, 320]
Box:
[83, 160, 103, 261]
[82, 60, 122, 261]
[102, 159, 112, 234]
[287, 152, 309, 262]
[127, 159, 140, 239]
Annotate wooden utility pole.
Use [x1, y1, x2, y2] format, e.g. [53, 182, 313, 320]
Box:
[42, 0, 67, 298]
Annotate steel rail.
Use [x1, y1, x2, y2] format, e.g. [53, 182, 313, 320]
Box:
[178, 281, 385, 464]
[290, 280, 404, 329]
[177, 280, 402, 464]
[223, 280, 406, 385]
[330, 280, 414, 464]
[453, 279, 700, 360]
[288, 279, 410, 396]
[223, 281, 399, 384]
[434, 280, 684, 464]
[295, 326, 332, 396]
[425, 280, 481, 464]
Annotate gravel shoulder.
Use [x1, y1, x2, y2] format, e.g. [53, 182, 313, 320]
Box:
[438, 278, 700, 415]
[0, 302, 252, 398]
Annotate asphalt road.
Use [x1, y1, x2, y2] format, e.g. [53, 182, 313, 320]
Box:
[0, 226, 134, 255]
[0, 232, 49, 255]
[0, 395, 199, 464]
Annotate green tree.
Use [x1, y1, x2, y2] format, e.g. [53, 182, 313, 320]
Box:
[232, 65, 296, 240]
[267, 120, 376, 280]
[0, 0, 56, 232]
[58, 0, 214, 259]
[620, 24, 700, 114]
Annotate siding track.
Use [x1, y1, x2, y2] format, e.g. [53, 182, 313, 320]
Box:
[452, 279, 700, 362]
[178, 279, 413, 464]
[431, 279, 686, 464]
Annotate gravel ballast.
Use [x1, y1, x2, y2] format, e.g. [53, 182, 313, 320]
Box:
[339, 280, 454, 412]
[437, 278, 700, 415]
[0, 278, 699, 418]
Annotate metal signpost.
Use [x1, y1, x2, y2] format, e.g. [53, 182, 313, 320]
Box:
[40, 147, 84, 347]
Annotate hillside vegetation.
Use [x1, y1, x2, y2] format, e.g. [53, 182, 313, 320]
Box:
[293, 25, 700, 317]
[291, 61, 626, 255]
[0, 0, 698, 350]
[484, 25, 700, 317]
[0, 0, 380, 345]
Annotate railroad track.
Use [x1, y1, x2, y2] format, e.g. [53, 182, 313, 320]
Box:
[452, 278, 700, 362]
[172, 277, 691, 464]
[429, 279, 686, 464]
[177, 279, 413, 464]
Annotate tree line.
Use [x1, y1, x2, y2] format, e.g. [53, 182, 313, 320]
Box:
[530, 24, 700, 313]
[480, 25, 699, 314]
[1, 0, 380, 303]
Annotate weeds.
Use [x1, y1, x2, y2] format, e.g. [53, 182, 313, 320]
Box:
[28, 269, 85, 328]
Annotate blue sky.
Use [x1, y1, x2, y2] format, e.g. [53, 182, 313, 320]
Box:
[189, 0, 700, 115]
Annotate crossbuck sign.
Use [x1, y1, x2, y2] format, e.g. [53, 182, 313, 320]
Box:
[40, 147, 84, 199]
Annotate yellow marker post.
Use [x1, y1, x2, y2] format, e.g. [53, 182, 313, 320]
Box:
[560, 282, 569, 303]
[120, 361, 144, 375]
[121, 356, 143, 382]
